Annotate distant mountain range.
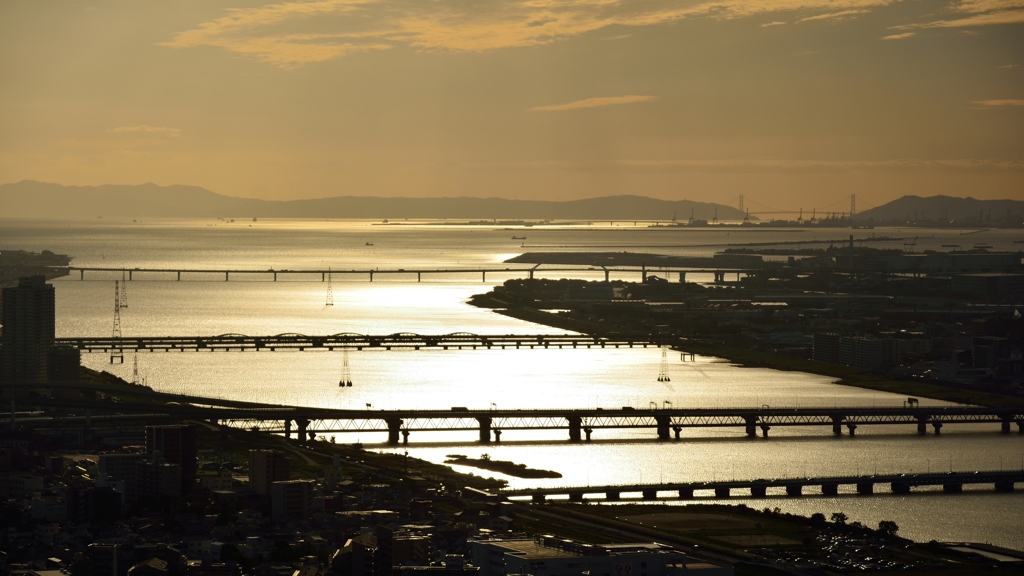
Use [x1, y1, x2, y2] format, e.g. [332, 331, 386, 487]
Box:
[855, 195, 1024, 225]
[0, 180, 747, 221]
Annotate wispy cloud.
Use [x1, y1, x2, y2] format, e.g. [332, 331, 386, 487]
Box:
[973, 99, 1024, 106]
[530, 95, 657, 112]
[895, 1, 1024, 29]
[882, 32, 916, 39]
[164, 0, 905, 68]
[109, 125, 182, 138]
[998, 63, 1021, 68]
[797, 9, 869, 23]
[760, 21, 787, 27]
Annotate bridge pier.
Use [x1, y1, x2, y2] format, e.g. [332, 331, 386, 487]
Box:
[482, 271, 486, 282]
[568, 492, 584, 502]
[678, 271, 685, 283]
[284, 420, 291, 439]
[642, 489, 658, 500]
[932, 421, 943, 435]
[417, 272, 421, 282]
[943, 482, 963, 493]
[744, 415, 757, 437]
[369, 271, 374, 282]
[297, 419, 309, 444]
[605, 491, 620, 501]
[917, 417, 928, 435]
[493, 429, 502, 443]
[656, 416, 671, 440]
[129, 270, 133, 280]
[605, 270, 610, 282]
[583, 427, 592, 441]
[715, 487, 730, 498]
[760, 424, 771, 438]
[673, 425, 682, 439]
[529, 270, 534, 279]
[224, 272, 229, 281]
[995, 481, 1015, 492]
[856, 482, 874, 495]
[750, 484, 767, 497]
[401, 430, 410, 444]
[678, 488, 693, 499]
[821, 483, 838, 496]
[1019, 421, 1024, 434]
[832, 416, 843, 435]
[532, 494, 545, 503]
[786, 485, 802, 497]
[567, 416, 582, 442]
[273, 272, 277, 281]
[177, 271, 181, 281]
[385, 418, 403, 445]
[308, 430, 316, 442]
[80, 269, 84, 280]
[846, 423, 857, 437]
[891, 482, 911, 494]
[477, 417, 492, 444]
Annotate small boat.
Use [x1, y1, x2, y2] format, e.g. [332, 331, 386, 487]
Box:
[511, 236, 526, 240]
[365, 242, 373, 246]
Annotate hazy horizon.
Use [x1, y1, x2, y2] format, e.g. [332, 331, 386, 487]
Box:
[2, 1, 1022, 209]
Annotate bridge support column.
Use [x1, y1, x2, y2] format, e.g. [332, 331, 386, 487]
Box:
[129, 270, 133, 281]
[1001, 417, 1011, 433]
[1018, 421, 1024, 434]
[583, 427, 592, 441]
[225, 272, 229, 281]
[656, 416, 671, 440]
[846, 423, 857, 436]
[297, 419, 309, 444]
[385, 418, 403, 445]
[943, 483, 962, 493]
[715, 487, 730, 498]
[369, 271, 373, 282]
[493, 429, 501, 443]
[605, 491, 620, 501]
[567, 416, 582, 442]
[750, 485, 766, 497]
[273, 272, 277, 281]
[891, 482, 911, 494]
[786, 485, 802, 497]
[477, 417, 492, 444]
[744, 416, 757, 437]
[604, 270, 610, 282]
[642, 489, 658, 500]
[321, 272, 325, 281]
[932, 421, 943, 435]
[995, 481, 1015, 492]
[568, 492, 584, 502]
[177, 271, 181, 281]
[482, 271, 486, 282]
[402, 430, 410, 444]
[821, 483, 838, 496]
[529, 270, 534, 279]
[673, 425, 682, 439]
[856, 482, 874, 495]
[678, 272, 685, 283]
[641, 264, 647, 283]
[760, 424, 771, 438]
[284, 420, 291, 440]
[917, 417, 928, 435]
[308, 430, 316, 442]
[832, 416, 843, 435]
[80, 269, 84, 280]
[678, 488, 693, 499]
[532, 494, 545, 503]
[417, 272, 421, 282]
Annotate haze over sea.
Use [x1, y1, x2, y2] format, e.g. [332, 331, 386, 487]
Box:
[3, 218, 1023, 548]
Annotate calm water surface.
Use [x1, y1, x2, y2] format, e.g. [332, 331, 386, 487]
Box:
[3, 219, 1023, 548]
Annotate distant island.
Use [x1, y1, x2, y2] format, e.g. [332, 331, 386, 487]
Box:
[444, 454, 562, 479]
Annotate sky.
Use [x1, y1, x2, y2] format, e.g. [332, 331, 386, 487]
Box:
[1, 0, 1022, 212]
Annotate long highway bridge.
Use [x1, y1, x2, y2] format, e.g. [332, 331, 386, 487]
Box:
[55, 333, 669, 353]
[9, 389, 1023, 445]
[502, 470, 1024, 501]
[60, 265, 758, 283]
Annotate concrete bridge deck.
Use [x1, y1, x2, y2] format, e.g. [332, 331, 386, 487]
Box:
[55, 333, 668, 353]
[502, 470, 1024, 501]
[59, 265, 757, 283]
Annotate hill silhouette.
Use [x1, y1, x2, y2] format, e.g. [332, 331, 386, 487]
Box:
[855, 195, 1024, 225]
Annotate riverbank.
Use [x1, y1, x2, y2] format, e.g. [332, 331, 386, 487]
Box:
[444, 454, 562, 478]
[477, 302, 1024, 409]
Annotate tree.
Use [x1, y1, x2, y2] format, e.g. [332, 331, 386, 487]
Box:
[878, 520, 900, 537]
[830, 512, 848, 525]
[810, 513, 826, 525]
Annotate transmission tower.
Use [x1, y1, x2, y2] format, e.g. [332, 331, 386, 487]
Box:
[851, 194, 856, 217]
[339, 349, 352, 387]
[326, 267, 334, 306]
[120, 270, 128, 308]
[132, 352, 140, 384]
[111, 281, 124, 364]
[657, 347, 671, 382]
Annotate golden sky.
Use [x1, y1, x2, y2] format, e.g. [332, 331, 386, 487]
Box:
[1, 0, 1022, 210]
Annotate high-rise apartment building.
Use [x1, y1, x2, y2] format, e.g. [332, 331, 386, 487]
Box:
[146, 425, 197, 492]
[1, 275, 55, 384]
[249, 449, 291, 495]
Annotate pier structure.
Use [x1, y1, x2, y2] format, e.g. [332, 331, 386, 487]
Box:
[61, 265, 758, 284]
[503, 470, 1024, 502]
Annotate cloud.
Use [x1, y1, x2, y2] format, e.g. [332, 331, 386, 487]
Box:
[882, 32, 916, 39]
[109, 125, 182, 138]
[973, 99, 1024, 106]
[760, 21, 788, 27]
[164, 0, 905, 68]
[998, 63, 1021, 68]
[797, 9, 869, 23]
[895, 1, 1024, 29]
[530, 95, 657, 112]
